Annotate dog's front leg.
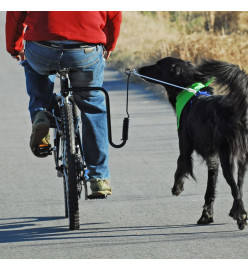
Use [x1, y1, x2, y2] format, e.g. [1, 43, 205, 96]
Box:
[198, 155, 219, 225]
[172, 154, 193, 196]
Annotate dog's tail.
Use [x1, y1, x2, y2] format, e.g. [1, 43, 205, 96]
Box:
[197, 59, 248, 121]
[197, 59, 248, 158]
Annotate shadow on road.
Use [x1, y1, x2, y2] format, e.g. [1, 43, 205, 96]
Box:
[0, 216, 240, 245]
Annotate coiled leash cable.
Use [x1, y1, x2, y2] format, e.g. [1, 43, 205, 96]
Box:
[116, 69, 131, 145]
[122, 69, 132, 142]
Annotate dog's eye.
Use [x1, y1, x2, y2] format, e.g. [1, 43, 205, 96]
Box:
[170, 64, 181, 77]
[170, 63, 176, 72]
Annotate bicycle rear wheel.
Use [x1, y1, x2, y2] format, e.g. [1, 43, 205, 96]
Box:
[54, 129, 69, 218]
[62, 103, 80, 230]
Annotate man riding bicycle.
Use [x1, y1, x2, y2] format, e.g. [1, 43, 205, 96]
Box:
[5, 11, 122, 197]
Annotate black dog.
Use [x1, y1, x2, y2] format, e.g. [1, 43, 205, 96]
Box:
[138, 57, 248, 230]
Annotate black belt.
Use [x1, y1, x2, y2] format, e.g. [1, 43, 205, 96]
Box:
[35, 41, 100, 49]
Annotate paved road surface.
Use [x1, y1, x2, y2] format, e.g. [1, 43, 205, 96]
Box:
[1, 12, 248, 259]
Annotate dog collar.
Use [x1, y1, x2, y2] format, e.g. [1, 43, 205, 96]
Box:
[176, 78, 214, 129]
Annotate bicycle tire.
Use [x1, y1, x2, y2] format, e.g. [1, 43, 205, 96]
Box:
[63, 177, 69, 218]
[54, 130, 69, 218]
[61, 103, 80, 230]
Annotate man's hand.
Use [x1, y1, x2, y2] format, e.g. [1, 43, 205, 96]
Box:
[103, 50, 111, 60]
[11, 50, 25, 61]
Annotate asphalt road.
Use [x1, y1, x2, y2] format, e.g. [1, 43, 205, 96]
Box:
[1, 12, 248, 259]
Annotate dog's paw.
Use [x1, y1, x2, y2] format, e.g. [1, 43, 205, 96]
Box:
[229, 208, 247, 222]
[197, 215, 214, 225]
[237, 218, 247, 230]
[171, 186, 184, 196]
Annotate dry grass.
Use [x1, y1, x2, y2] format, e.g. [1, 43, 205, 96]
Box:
[109, 11, 248, 74]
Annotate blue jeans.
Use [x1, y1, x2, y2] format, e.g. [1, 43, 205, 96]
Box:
[22, 40, 110, 180]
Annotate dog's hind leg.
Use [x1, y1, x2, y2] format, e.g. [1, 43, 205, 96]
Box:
[172, 140, 194, 196]
[229, 156, 248, 223]
[219, 152, 247, 230]
[198, 155, 219, 225]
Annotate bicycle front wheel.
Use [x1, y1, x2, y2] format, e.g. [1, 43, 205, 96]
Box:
[62, 103, 80, 230]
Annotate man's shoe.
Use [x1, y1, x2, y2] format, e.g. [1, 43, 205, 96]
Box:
[30, 111, 50, 157]
[90, 179, 112, 196]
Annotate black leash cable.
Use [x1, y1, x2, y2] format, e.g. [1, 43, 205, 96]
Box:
[121, 69, 132, 141]
[125, 68, 131, 119]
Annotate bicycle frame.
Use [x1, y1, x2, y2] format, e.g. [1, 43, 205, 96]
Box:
[52, 69, 86, 191]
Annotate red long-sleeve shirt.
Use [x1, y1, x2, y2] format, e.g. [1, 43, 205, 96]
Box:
[5, 11, 122, 55]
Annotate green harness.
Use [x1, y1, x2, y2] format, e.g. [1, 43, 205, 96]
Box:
[176, 79, 214, 129]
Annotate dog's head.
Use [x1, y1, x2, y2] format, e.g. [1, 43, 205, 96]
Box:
[138, 57, 206, 107]
[138, 57, 195, 85]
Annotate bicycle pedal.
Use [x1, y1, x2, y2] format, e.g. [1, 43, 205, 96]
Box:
[34, 144, 53, 156]
[87, 194, 107, 200]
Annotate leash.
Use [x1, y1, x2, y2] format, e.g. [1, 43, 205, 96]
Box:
[125, 69, 131, 118]
[125, 69, 198, 93]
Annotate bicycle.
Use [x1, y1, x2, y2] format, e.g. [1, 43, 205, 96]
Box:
[34, 68, 129, 230]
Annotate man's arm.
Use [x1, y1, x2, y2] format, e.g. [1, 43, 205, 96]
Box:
[5, 11, 28, 60]
[103, 11, 122, 56]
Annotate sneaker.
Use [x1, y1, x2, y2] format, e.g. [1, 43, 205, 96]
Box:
[90, 179, 112, 196]
[30, 111, 50, 157]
